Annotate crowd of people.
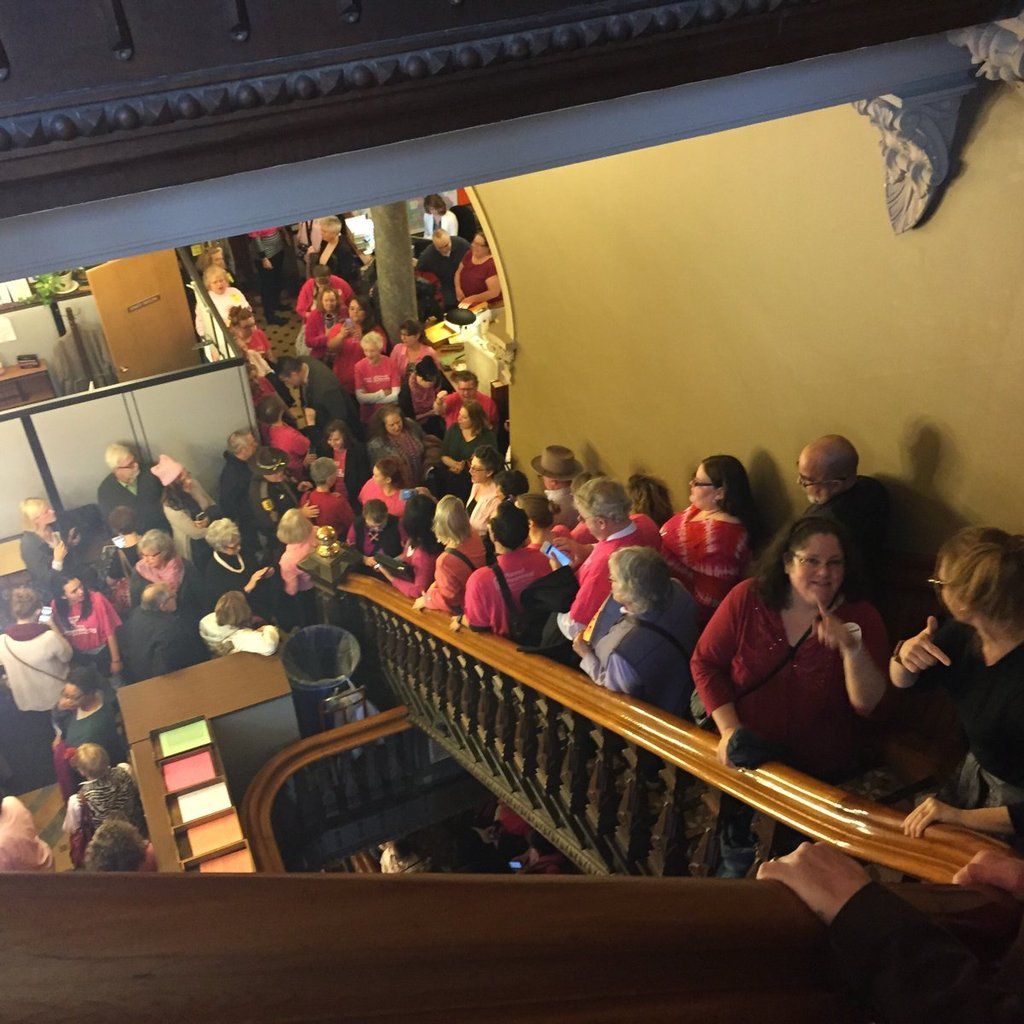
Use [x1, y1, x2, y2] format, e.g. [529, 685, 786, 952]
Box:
[4, 201, 1023, 1020]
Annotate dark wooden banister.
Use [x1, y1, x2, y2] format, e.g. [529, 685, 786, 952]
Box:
[330, 574, 1005, 882]
[242, 706, 412, 873]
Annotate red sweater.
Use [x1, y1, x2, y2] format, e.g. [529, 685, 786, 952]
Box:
[300, 488, 354, 535]
[691, 578, 889, 778]
[295, 276, 354, 319]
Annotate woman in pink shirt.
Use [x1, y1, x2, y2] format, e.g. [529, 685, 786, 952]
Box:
[358, 456, 408, 518]
[276, 508, 316, 628]
[415, 496, 487, 617]
[0, 791, 53, 872]
[226, 305, 270, 356]
[305, 287, 343, 361]
[256, 394, 311, 483]
[354, 331, 400, 424]
[374, 494, 441, 599]
[391, 318, 440, 381]
[53, 576, 123, 677]
[466, 445, 504, 537]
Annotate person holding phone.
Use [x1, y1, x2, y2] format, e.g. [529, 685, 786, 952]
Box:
[515, 493, 572, 558]
[154, 455, 215, 567]
[358, 457, 409, 518]
[691, 516, 890, 876]
[18, 498, 82, 602]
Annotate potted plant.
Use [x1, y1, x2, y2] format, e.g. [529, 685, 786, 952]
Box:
[30, 273, 67, 336]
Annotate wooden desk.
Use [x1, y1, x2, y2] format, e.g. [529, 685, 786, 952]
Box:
[0, 361, 55, 410]
[122, 654, 295, 872]
[118, 652, 290, 745]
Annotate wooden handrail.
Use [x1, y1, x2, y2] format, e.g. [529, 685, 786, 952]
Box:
[336, 574, 1006, 882]
[242, 706, 412, 873]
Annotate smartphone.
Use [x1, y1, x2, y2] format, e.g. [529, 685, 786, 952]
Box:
[541, 540, 572, 568]
[508, 859, 523, 871]
[112, 534, 127, 549]
[39, 605, 53, 623]
[400, 488, 415, 500]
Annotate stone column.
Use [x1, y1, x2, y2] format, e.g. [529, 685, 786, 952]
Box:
[369, 202, 418, 341]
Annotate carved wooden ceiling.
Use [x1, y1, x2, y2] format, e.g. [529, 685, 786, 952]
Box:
[0, 0, 1016, 217]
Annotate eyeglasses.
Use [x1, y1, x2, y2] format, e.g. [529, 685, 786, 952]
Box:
[115, 460, 138, 471]
[797, 474, 847, 489]
[791, 555, 845, 571]
[690, 478, 715, 488]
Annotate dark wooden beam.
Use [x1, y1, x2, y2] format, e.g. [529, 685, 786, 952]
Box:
[0, 0, 1014, 216]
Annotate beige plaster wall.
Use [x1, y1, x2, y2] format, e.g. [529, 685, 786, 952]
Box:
[473, 86, 1024, 552]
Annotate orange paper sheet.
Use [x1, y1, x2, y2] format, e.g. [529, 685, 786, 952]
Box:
[199, 847, 254, 873]
[186, 810, 243, 858]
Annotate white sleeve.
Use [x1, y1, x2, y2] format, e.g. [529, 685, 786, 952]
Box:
[63, 794, 82, 835]
[230, 626, 280, 657]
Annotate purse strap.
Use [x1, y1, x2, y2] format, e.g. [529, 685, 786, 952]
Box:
[1, 633, 70, 685]
[625, 616, 693, 663]
[737, 626, 812, 703]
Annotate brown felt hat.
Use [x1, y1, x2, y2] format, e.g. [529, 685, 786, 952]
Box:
[530, 445, 583, 479]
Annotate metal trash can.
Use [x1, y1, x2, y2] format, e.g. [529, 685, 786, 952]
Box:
[281, 625, 362, 738]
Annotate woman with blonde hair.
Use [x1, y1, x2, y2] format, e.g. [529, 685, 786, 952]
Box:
[894, 527, 1024, 843]
[414, 496, 486, 615]
[194, 265, 249, 358]
[18, 497, 80, 599]
[199, 591, 279, 657]
[277, 508, 317, 628]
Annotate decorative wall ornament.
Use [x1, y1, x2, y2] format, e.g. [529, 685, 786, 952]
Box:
[107, 0, 134, 62]
[853, 77, 977, 234]
[949, 14, 1024, 82]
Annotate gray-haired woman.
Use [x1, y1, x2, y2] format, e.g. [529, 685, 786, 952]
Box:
[202, 518, 273, 613]
[573, 546, 698, 718]
[128, 530, 205, 625]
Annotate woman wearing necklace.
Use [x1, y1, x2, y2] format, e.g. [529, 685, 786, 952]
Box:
[202, 519, 274, 614]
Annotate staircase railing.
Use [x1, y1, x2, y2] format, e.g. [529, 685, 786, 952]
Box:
[314, 573, 1005, 882]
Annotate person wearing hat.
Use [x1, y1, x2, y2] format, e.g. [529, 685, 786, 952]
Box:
[531, 445, 583, 530]
[249, 447, 312, 550]
[300, 457, 355, 535]
[154, 454, 215, 566]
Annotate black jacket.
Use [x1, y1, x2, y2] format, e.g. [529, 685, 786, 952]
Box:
[299, 358, 361, 437]
[218, 451, 259, 554]
[249, 477, 299, 545]
[117, 607, 208, 685]
[97, 468, 169, 535]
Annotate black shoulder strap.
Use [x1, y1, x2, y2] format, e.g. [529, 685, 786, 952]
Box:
[490, 563, 520, 630]
[737, 626, 813, 703]
[446, 549, 476, 573]
[626, 616, 693, 663]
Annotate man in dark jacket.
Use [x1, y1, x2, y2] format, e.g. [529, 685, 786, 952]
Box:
[117, 583, 208, 684]
[248, 446, 305, 548]
[97, 443, 169, 534]
[219, 429, 259, 559]
[276, 355, 361, 441]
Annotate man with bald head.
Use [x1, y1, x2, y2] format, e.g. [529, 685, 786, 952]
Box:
[416, 228, 469, 310]
[797, 434, 889, 589]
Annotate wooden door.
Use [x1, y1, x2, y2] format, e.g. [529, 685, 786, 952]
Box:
[87, 249, 197, 382]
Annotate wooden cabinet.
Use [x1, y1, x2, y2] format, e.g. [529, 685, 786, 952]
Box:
[0, 361, 56, 410]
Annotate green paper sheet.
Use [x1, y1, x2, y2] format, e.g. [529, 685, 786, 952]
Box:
[158, 719, 211, 758]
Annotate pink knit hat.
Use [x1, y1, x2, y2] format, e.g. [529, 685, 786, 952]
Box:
[151, 454, 184, 486]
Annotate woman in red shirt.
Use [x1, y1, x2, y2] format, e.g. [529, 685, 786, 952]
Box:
[691, 516, 890, 875]
[415, 495, 486, 617]
[455, 232, 502, 308]
[358, 456, 408, 518]
[660, 455, 763, 628]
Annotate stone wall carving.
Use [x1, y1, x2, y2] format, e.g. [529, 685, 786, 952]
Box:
[853, 78, 977, 234]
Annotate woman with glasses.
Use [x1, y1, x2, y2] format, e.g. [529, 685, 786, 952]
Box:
[660, 455, 763, 628]
[691, 516, 889, 875]
[893, 527, 1024, 844]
